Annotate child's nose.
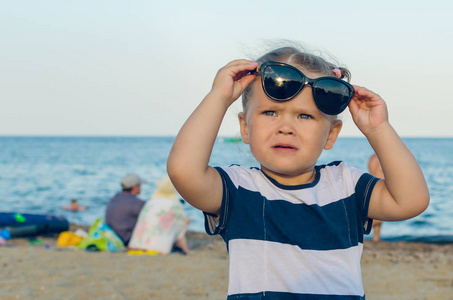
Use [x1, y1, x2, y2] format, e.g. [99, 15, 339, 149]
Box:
[278, 127, 294, 135]
[277, 117, 295, 135]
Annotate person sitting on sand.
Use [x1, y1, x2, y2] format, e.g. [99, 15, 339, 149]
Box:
[62, 199, 87, 212]
[105, 173, 146, 246]
[128, 176, 192, 255]
[368, 153, 385, 242]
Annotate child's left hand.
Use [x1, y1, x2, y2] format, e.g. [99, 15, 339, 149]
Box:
[348, 85, 389, 136]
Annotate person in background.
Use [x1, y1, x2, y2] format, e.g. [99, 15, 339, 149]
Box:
[62, 199, 87, 212]
[368, 153, 384, 242]
[128, 176, 192, 255]
[105, 173, 146, 246]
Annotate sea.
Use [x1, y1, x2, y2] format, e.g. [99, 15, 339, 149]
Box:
[1, 136, 452, 244]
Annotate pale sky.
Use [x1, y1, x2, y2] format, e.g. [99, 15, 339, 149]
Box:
[1, 0, 452, 137]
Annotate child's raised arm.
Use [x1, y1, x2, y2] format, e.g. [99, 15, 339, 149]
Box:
[349, 86, 430, 221]
[167, 60, 258, 215]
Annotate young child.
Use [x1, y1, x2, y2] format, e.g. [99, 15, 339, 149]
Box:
[167, 45, 429, 299]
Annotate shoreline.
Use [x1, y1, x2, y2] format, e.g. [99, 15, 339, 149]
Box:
[1, 227, 452, 299]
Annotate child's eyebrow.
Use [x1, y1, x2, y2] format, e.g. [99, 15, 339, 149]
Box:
[256, 102, 315, 113]
[254, 102, 282, 110]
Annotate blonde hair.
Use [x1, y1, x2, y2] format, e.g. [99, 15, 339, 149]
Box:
[242, 43, 351, 112]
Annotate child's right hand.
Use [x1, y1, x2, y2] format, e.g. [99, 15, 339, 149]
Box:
[348, 85, 390, 137]
[210, 60, 258, 106]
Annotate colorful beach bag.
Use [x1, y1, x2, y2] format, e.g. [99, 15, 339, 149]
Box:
[77, 219, 125, 252]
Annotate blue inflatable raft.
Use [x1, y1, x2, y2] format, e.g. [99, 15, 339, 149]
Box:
[0, 212, 69, 238]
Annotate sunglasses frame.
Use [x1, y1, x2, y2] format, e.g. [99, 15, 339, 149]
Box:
[254, 61, 355, 115]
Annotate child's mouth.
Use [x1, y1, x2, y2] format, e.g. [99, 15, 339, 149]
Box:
[273, 144, 296, 150]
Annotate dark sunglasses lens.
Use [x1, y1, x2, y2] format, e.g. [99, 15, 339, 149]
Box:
[263, 65, 303, 101]
[313, 79, 352, 115]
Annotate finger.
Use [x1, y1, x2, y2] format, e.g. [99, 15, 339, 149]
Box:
[235, 73, 256, 90]
[222, 60, 254, 73]
[224, 59, 257, 67]
[231, 65, 259, 82]
[352, 85, 382, 101]
[232, 69, 257, 82]
[214, 60, 256, 83]
[222, 60, 258, 74]
[348, 97, 361, 115]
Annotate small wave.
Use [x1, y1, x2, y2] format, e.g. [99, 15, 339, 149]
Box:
[36, 186, 51, 192]
[410, 219, 430, 227]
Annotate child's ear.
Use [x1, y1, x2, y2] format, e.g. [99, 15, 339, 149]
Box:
[324, 120, 342, 150]
[238, 112, 249, 144]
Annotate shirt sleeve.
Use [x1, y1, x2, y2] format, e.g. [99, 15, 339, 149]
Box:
[355, 173, 380, 234]
[203, 167, 230, 236]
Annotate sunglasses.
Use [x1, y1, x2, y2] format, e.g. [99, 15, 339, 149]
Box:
[252, 61, 355, 115]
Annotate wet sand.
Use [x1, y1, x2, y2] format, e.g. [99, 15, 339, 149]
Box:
[0, 227, 452, 300]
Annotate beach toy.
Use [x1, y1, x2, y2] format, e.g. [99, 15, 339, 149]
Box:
[28, 238, 44, 245]
[0, 228, 11, 240]
[127, 249, 159, 256]
[57, 231, 84, 247]
[5, 225, 38, 237]
[74, 228, 88, 238]
[0, 212, 69, 237]
[14, 213, 26, 223]
[77, 219, 125, 252]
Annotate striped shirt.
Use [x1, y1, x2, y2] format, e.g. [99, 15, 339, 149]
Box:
[204, 162, 378, 299]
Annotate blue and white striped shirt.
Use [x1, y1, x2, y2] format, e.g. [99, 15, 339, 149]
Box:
[204, 161, 378, 299]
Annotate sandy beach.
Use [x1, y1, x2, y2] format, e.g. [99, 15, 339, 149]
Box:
[1, 227, 452, 300]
